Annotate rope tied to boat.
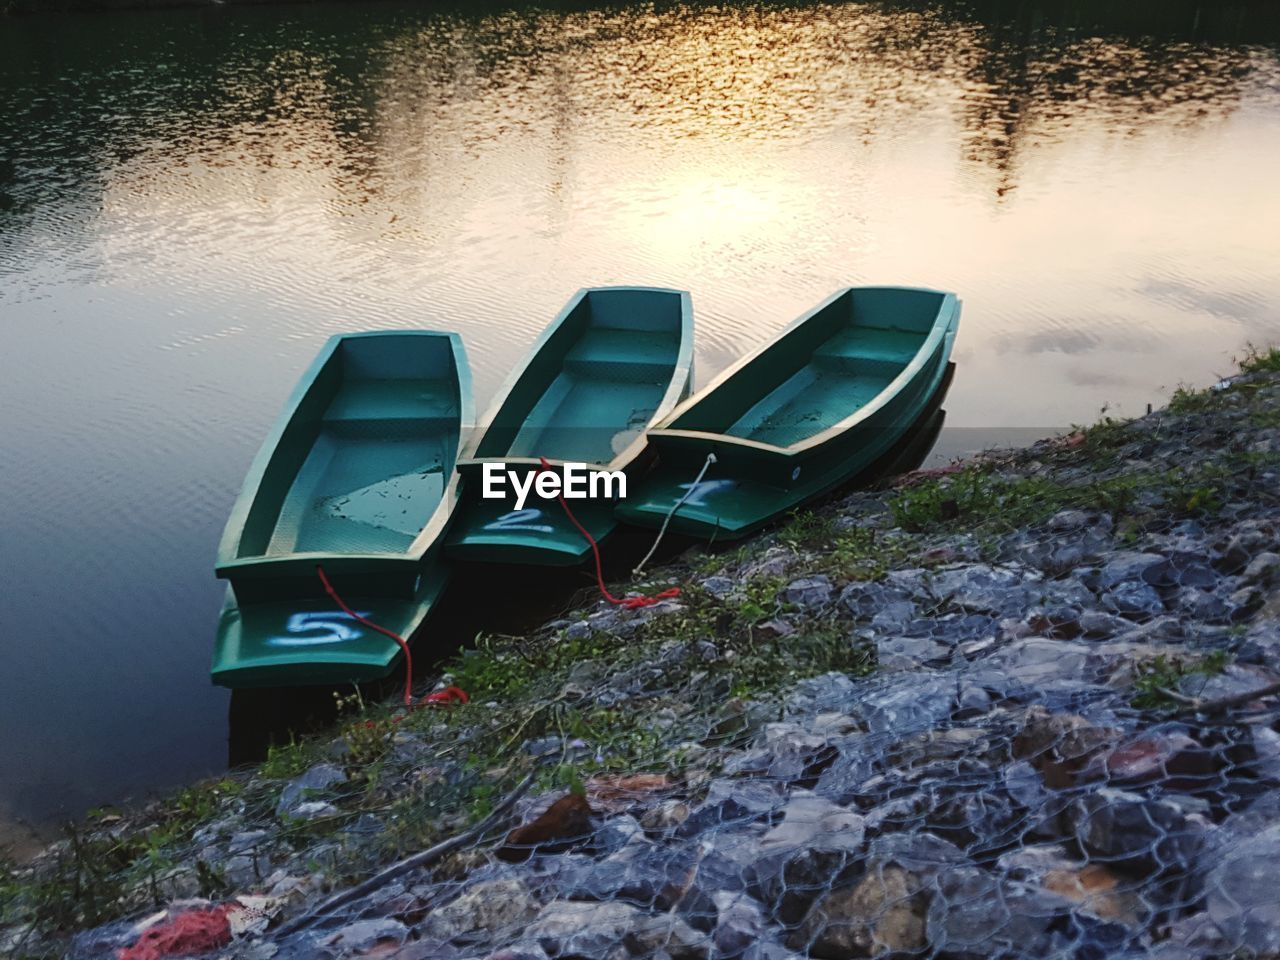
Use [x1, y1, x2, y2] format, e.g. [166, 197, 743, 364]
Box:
[315, 564, 468, 709]
[536, 456, 680, 609]
[632, 452, 717, 577]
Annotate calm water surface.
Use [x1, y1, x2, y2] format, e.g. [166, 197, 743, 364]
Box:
[2, 0, 1279, 838]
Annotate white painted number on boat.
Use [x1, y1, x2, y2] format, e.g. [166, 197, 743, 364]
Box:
[267, 611, 369, 647]
[484, 509, 554, 533]
[677, 479, 737, 506]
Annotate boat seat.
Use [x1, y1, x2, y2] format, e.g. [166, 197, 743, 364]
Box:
[814, 326, 922, 366]
[323, 381, 458, 423]
[562, 328, 678, 381]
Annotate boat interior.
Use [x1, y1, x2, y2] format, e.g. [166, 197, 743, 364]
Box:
[474, 288, 687, 465]
[235, 333, 465, 560]
[667, 287, 946, 448]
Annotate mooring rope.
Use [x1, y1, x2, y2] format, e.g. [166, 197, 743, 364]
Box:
[316, 564, 468, 708]
[632, 452, 717, 577]
[537, 456, 680, 609]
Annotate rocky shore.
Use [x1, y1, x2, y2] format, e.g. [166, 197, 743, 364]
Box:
[5, 351, 1280, 960]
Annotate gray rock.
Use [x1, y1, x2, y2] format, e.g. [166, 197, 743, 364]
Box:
[928, 563, 1039, 615]
[1156, 554, 1218, 589]
[1241, 551, 1280, 586]
[693, 640, 719, 662]
[561, 838, 701, 911]
[1174, 586, 1229, 621]
[563, 620, 592, 641]
[1188, 663, 1280, 703]
[290, 801, 339, 821]
[1103, 580, 1164, 617]
[1099, 551, 1167, 588]
[701, 576, 736, 598]
[785, 672, 859, 717]
[525, 899, 707, 959]
[781, 576, 833, 610]
[319, 918, 408, 953]
[1148, 912, 1235, 960]
[749, 792, 866, 921]
[865, 831, 968, 873]
[870, 601, 919, 631]
[228, 829, 269, 854]
[876, 635, 949, 669]
[712, 891, 767, 957]
[723, 724, 836, 782]
[1067, 788, 1202, 876]
[677, 778, 789, 837]
[989, 638, 1093, 687]
[925, 868, 1072, 955]
[480, 945, 550, 960]
[222, 852, 270, 887]
[1079, 608, 1130, 638]
[420, 877, 541, 943]
[852, 673, 956, 734]
[792, 864, 929, 958]
[276, 763, 346, 818]
[1048, 509, 1092, 532]
[640, 798, 691, 833]
[1206, 822, 1280, 955]
[839, 581, 913, 621]
[812, 736, 877, 805]
[883, 568, 931, 598]
[1245, 724, 1280, 782]
[741, 548, 798, 581]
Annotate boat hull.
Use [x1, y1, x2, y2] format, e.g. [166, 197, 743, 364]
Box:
[211, 568, 450, 688]
[446, 287, 693, 566]
[617, 287, 958, 539]
[213, 330, 471, 688]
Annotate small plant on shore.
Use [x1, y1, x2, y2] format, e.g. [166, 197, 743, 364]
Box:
[777, 510, 836, 549]
[1132, 650, 1231, 710]
[1238, 343, 1280, 375]
[260, 736, 317, 780]
[1074, 413, 1133, 455]
[1168, 384, 1217, 415]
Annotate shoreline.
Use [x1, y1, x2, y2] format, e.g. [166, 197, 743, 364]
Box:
[5, 348, 1280, 959]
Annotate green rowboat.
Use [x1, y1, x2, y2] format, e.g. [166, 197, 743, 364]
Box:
[446, 287, 693, 565]
[212, 331, 471, 688]
[617, 287, 959, 539]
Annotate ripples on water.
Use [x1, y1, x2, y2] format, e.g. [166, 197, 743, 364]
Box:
[1, 0, 1278, 833]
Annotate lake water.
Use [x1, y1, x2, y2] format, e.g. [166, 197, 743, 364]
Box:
[2, 0, 1279, 842]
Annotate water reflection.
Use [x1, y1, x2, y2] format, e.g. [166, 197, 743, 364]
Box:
[0, 0, 1278, 833]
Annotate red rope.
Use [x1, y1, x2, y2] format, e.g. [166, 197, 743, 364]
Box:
[315, 565, 468, 709]
[119, 904, 233, 960]
[537, 457, 680, 609]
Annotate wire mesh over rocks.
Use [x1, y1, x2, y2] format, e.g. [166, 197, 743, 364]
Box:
[11, 362, 1280, 960]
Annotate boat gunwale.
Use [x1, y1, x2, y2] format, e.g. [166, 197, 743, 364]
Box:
[215, 329, 472, 577]
[456, 285, 694, 474]
[648, 286, 959, 460]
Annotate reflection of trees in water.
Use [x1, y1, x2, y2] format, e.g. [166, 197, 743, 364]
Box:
[363, 1, 1277, 202]
[0, 0, 1277, 231]
[950, 5, 1269, 198]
